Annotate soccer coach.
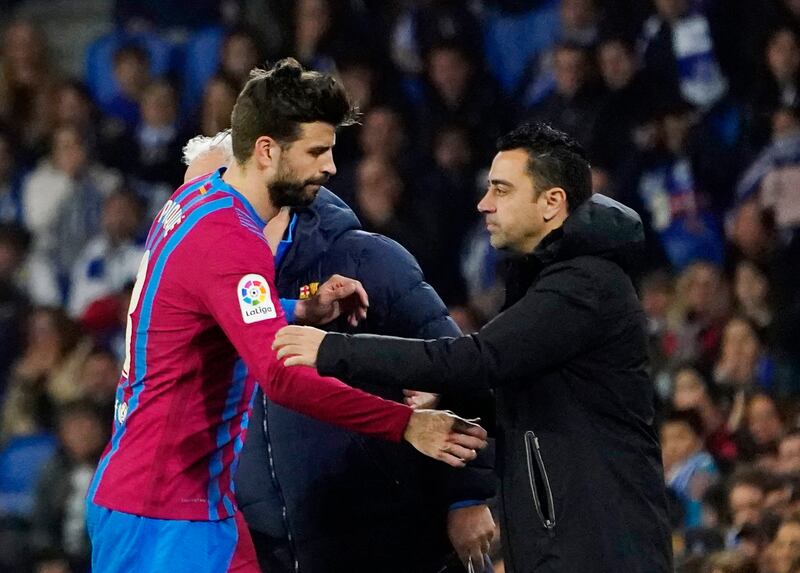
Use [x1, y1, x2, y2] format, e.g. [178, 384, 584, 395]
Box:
[274, 122, 673, 573]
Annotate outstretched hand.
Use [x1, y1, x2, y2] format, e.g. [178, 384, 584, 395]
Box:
[295, 274, 369, 327]
[403, 410, 488, 468]
[274, 325, 326, 367]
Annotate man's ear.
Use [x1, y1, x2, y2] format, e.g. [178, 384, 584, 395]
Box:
[541, 187, 567, 222]
[253, 136, 280, 169]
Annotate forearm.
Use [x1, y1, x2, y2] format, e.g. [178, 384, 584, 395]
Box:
[260, 362, 412, 442]
[317, 332, 495, 392]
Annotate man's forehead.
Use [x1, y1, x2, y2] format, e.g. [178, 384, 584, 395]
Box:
[489, 149, 531, 179]
[297, 121, 336, 144]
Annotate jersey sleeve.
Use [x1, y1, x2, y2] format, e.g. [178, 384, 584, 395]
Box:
[199, 226, 411, 442]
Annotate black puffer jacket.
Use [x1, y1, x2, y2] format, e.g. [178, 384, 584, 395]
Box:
[318, 194, 673, 573]
[235, 189, 495, 573]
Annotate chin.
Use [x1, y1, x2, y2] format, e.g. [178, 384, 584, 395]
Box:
[488, 236, 505, 249]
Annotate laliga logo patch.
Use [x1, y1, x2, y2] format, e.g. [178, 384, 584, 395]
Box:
[238, 274, 276, 323]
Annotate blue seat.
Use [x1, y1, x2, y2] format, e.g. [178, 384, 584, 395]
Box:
[482, 1, 560, 94]
[178, 26, 226, 118]
[0, 432, 57, 518]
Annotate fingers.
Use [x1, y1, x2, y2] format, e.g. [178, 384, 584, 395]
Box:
[436, 451, 467, 468]
[452, 418, 489, 441]
[469, 552, 486, 573]
[274, 344, 295, 360]
[449, 432, 487, 452]
[441, 443, 478, 462]
[283, 355, 311, 367]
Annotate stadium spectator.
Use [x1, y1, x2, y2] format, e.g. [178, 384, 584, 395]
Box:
[0, 128, 27, 225]
[737, 106, 800, 233]
[526, 42, 603, 150]
[197, 73, 237, 137]
[779, 431, 800, 474]
[219, 27, 263, 89]
[666, 261, 729, 369]
[701, 550, 758, 573]
[749, 27, 800, 147]
[670, 364, 738, 470]
[67, 190, 144, 318]
[0, 223, 30, 391]
[30, 400, 107, 573]
[0, 21, 52, 147]
[102, 44, 151, 129]
[661, 408, 721, 527]
[22, 124, 122, 304]
[418, 40, 511, 157]
[764, 513, 800, 573]
[591, 37, 655, 173]
[0, 307, 90, 442]
[640, 0, 729, 109]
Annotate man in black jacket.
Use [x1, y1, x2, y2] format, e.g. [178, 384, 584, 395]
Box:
[183, 135, 497, 573]
[274, 122, 673, 573]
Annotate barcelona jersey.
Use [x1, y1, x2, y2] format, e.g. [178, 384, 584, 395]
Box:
[88, 168, 411, 521]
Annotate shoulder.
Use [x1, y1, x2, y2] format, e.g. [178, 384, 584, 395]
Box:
[335, 231, 419, 270]
[331, 230, 423, 289]
[167, 196, 272, 269]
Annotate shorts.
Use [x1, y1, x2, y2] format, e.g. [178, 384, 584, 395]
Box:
[86, 501, 258, 572]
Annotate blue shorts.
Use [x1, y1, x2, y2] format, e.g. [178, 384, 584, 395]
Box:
[86, 501, 247, 573]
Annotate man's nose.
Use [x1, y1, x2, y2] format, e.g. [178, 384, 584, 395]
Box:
[477, 190, 494, 213]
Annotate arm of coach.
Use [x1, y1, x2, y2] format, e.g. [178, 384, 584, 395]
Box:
[317, 262, 603, 393]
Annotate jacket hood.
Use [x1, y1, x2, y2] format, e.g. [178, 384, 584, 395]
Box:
[532, 194, 645, 272]
[278, 187, 361, 272]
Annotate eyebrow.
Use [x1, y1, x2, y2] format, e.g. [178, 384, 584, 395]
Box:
[489, 178, 514, 188]
[309, 145, 333, 154]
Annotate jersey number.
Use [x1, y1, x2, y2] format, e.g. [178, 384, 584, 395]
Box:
[122, 250, 150, 378]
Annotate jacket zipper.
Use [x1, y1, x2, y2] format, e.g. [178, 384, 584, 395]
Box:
[524, 431, 556, 531]
[263, 394, 301, 573]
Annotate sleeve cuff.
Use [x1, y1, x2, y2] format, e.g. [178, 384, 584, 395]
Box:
[280, 298, 298, 323]
[448, 499, 485, 511]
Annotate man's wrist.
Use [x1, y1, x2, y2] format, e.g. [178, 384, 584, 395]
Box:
[280, 298, 299, 324]
[293, 299, 308, 324]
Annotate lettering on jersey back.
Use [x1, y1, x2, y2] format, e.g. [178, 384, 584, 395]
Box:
[158, 200, 185, 236]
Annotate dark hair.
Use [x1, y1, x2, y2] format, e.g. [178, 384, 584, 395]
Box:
[230, 58, 360, 163]
[641, 268, 674, 294]
[598, 35, 636, 54]
[57, 399, 105, 426]
[663, 408, 705, 438]
[728, 467, 776, 495]
[0, 222, 32, 255]
[112, 43, 149, 67]
[496, 122, 592, 211]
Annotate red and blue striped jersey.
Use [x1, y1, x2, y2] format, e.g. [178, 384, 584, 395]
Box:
[88, 169, 412, 521]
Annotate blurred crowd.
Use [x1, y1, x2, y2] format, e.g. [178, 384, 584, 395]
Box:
[2, 0, 800, 571]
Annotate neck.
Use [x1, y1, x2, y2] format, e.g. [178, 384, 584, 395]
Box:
[520, 212, 569, 255]
[222, 161, 279, 222]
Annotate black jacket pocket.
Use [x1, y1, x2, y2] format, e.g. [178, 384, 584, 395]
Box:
[524, 431, 556, 530]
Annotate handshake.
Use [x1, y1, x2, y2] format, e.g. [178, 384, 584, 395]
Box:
[282, 275, 488, 468]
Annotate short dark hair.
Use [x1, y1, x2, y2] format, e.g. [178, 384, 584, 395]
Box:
[230, 58, 360, 163]
[496, 122, 592, 211]
[728, 468, 775, 495]
[0, 222, 32, 255]
[662, 408, 705, 438]
[112, 43, 149, 67]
